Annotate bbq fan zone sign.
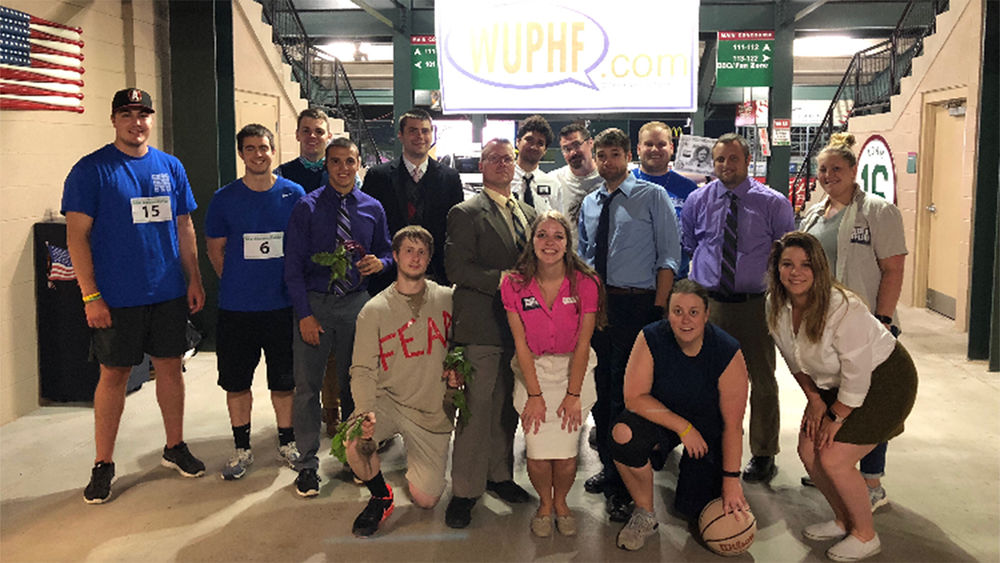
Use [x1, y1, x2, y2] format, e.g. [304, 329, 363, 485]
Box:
[0, 5, 85, 113]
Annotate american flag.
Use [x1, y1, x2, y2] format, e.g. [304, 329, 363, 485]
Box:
[46, 242, 76, 282]
[0, 5, 84, 113]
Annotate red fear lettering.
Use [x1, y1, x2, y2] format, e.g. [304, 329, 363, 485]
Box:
[377, 311, 453, 371]
[427, 317, 446, 353]
[378, 332, 397, 371]
[398, 318, 422, 358]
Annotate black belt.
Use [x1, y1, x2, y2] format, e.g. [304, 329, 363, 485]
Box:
[606, 286, 655, 295]
[708, 291, 764, 303]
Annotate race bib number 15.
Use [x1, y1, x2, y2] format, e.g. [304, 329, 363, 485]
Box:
[244, 232, 284, 260]
[131, 196, 172, 223]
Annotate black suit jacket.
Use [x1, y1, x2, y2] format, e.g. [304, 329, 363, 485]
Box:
[362, 156, 464, 293]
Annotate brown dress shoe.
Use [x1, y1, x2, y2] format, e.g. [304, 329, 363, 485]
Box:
[324, 407, 339, 438]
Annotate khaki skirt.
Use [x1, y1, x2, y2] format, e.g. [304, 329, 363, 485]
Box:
[818, 342, 918, 444]
[512, 349, 597, 459]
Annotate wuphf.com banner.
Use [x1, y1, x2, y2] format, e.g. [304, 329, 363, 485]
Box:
[434, 0, 699, 114]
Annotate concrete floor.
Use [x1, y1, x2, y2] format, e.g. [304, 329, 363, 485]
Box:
[1, 306, 997, 562]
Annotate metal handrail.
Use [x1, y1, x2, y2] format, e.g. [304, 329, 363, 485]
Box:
[790, 0, 948, 212]
[257, 0, 383, 166]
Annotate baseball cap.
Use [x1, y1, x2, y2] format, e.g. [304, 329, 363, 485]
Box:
[111, 88, 155, 113]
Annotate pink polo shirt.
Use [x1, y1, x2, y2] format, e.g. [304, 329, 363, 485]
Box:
[501, 271, 600, 356]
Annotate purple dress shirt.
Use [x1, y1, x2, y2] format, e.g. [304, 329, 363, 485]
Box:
[284, 184, 393, 319]
[681, 176, 795, 294]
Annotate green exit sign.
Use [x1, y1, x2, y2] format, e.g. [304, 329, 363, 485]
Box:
[412, 35, 440, 90]
[716, 31, 773, 87]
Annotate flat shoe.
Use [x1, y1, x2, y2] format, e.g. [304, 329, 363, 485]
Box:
[827, 533, 881, 561]
[531, 514, 553, 537]
[803, 520, 848, 541]
[556, 513, 576, 536]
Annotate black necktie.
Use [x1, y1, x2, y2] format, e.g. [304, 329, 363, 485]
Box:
[522, 173, 535, 207]
[594, 189, 621, 282]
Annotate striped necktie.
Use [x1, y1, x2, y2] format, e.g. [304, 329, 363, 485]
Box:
[720, 191, 739, 294]
[506, 198, 527, 252]
[335, 194, 353, 296]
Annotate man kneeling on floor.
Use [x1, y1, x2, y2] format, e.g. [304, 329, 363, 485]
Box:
[344, 225, 460, 537]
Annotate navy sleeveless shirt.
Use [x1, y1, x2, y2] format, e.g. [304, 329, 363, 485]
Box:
[644, 321, 740, 442]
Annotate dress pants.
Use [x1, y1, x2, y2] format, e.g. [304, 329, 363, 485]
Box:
[708, 294, 779, 457]
[292, 290, 368, 471]
[450, 344, 518, 498]
[591, 292, 657, 494]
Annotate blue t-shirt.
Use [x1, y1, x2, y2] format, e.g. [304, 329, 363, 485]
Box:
[61, 144, 197, 308]
[633, 168, 698, 278]
[205, 177, 305, 311]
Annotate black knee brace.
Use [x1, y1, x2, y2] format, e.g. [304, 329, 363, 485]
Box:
[610, 420, 652, 468]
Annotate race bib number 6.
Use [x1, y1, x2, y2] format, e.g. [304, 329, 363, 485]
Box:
[244, 232, 284, 260]
[131, 196, 173, 223]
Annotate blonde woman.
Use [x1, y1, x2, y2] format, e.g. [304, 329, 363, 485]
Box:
[799, 133, 908, 509]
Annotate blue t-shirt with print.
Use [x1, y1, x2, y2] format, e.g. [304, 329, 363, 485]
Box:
[633, 168, 698, 279]
[205, 176, 305, 311]
[61, 144, 197, 308]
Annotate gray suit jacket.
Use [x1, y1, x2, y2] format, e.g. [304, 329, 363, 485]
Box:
[445, 190, 537, 347]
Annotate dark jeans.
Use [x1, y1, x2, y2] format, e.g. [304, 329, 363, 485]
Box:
[591, 292, 658, 496]
[861, 442, 888, 478]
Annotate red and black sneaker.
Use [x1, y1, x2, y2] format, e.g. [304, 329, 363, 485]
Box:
[352, 483, 394, 537]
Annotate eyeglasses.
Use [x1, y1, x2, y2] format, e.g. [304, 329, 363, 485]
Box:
[560, 141, 588, 154]
[484, 154, 514, 165]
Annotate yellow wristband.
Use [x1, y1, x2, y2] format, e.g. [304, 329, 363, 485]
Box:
[679, 423, 692, 438]
[82, 292, 102, 304]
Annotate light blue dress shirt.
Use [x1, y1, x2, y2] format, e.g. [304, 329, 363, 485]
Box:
[578, 174, 680, 290]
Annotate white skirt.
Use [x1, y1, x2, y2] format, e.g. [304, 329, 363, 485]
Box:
[512, 349, 597, 460]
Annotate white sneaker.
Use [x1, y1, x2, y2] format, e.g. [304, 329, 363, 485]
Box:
[221, 448, 253, 480]
[803, 520, 848, 541]
[277, 442, 300, 468]
[827, 533, 881, 561]
[869, 485, 889, 512]
[616, 509, 659, 551]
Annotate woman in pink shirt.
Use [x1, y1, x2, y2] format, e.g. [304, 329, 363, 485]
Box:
[501, 210, 604, 538]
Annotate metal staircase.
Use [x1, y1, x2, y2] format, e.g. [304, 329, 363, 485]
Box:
[790, 0, 950, 211]
[257, 0, 383, 167]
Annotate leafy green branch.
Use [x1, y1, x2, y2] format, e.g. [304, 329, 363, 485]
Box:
[444, 346, 476, 427]
[311, 240, 365, 292]
[329, 416, 365, 464]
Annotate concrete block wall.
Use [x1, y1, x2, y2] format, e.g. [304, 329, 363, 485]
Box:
[0, 0, 173, 425]
[840, 0, 982, 330]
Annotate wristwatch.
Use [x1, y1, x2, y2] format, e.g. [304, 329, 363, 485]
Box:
[826, 408, 846, 424]
[873, 313, 893, 325]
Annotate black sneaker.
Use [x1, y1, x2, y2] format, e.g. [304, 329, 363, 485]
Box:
[296, 467, 320, 497]
[84, 461, 115, 504]
[352, 484, 394, 537]
[161, 442, 206, 477]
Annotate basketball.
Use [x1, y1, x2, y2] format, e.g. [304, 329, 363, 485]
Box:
[698, 497, 757, 556]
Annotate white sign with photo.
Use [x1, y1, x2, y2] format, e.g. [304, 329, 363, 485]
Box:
[674, 135, 717, 177]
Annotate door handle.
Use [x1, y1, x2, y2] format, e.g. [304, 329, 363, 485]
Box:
[926, 204, 937, 213]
